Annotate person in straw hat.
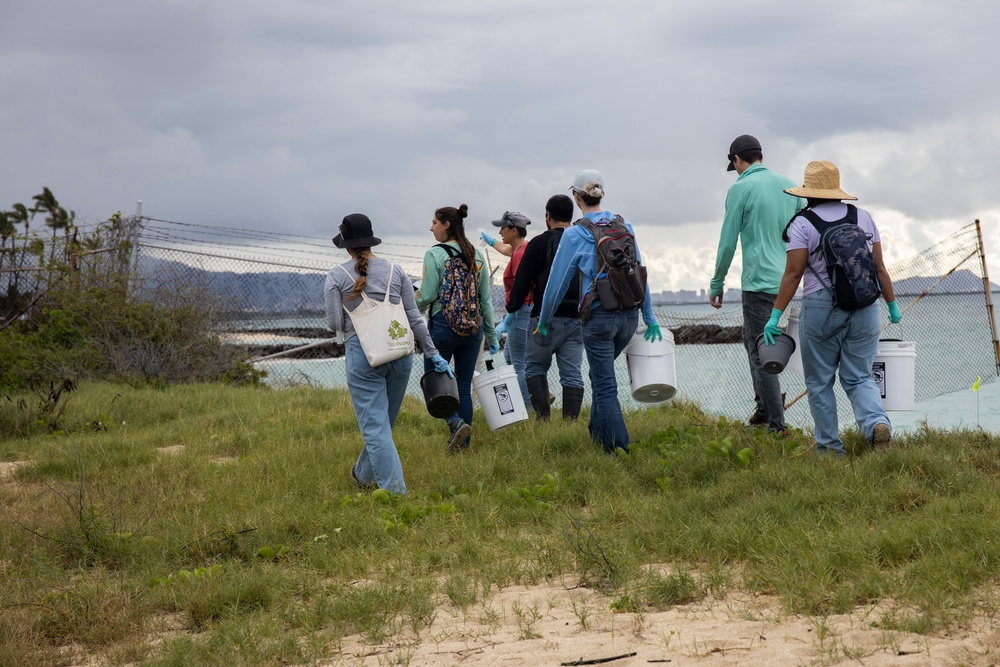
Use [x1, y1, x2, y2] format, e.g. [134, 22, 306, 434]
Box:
[762, 161, 903, 455]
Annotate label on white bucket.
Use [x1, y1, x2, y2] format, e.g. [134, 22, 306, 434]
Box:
[493, 383, 515, 415]
[872, 361, 886, 399]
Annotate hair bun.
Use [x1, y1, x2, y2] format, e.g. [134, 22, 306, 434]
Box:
[584, 183, 604, 198]
[457, 204, 469, 219]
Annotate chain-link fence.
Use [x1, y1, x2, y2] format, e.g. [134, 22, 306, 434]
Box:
[134, 217, 1000, 431]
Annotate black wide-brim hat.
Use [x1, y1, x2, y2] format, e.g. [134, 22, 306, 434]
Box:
[333, 213, 382, 249]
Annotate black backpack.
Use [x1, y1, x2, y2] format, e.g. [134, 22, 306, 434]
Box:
[576, 216, 647, 321]
[801, 205, 881, 311]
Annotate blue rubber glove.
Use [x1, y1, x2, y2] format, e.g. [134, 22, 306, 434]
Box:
[535, 321, 550, 336]
[886, 300, 902, 324]
[495, 318, 507, 336]
[480, 230, 497, 248]
[762, 308, 783, 346]
[502, 312, 516, 332]
[643, 321, 663, 342]
[488, 342, 500, 355]
[430, 354, 453, 378]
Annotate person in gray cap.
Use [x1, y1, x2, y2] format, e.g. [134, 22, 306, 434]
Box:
[492, 210, 533, 411]
[709, 134, 801, 433]
[537, 170, 662, 454]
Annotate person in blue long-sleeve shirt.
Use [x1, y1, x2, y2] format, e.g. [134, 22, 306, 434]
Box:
[536, 169, 662, 454]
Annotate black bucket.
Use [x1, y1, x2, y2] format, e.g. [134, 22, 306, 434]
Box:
[420, 370, 460, 418]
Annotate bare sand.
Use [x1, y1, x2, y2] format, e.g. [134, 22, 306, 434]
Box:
[332, 583, 1000, 666]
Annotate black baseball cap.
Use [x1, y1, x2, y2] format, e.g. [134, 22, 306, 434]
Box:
[727, 134, 762, 171]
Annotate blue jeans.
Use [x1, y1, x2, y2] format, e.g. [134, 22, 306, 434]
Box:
[582, 308, 638, 453]
[800, 291, 891, 454]
[506, 304, 533, 410]
[345, 336, 411, 494]
[424, 312, 483, 433]
[524, 316, 584, 389]
[742, 290, 786, 431]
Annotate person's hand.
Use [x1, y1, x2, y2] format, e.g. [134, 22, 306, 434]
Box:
[488, 341, 500, 355]
[430, 353, 453, 378]
[709, 293, 723, 309]
[886, 300, 903, 324]
[502, 312, 516, 333]
[643, 321, 663, 342]
[495, 317, 507, 336]
[480, 230, 497, 248]
[762, 308, 782, 346]
[535, 321, 550, 336]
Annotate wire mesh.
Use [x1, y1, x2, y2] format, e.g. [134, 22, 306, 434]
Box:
[132, 218, 998, 433]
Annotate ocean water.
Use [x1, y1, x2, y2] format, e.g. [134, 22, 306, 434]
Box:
[250, 293, 1000, 434]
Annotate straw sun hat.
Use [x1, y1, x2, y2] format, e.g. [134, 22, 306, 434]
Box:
[784, 160, 857, 201]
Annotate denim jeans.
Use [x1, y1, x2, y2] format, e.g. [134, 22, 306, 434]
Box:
[741, 290, 785, 431]
[424, 312, 483, 433]
[345, 336, 411, 494]
[800, 291, 890, 454]
[524, 316, 584, 389]
[582, 307, 638, 453]
[506, 304, 533, 410]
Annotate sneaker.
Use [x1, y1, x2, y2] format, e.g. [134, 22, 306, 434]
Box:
[447, 419, 472, 454]
[748, 409, 767, 426]
[872, 423, 891, 450]
[350, 465, 376, 490]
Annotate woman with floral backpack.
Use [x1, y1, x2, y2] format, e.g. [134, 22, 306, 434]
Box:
[416, 204, 498, 452]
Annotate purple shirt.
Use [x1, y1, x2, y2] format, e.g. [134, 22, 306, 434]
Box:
[786, 201, 881, 297]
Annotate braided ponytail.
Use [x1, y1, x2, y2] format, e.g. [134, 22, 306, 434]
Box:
[347, 249, 371, 300]
[782, 203, 814, 243]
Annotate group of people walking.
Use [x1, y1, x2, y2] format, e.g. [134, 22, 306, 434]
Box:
[711, 135, 903, 456]
[326, 143, 904, 494]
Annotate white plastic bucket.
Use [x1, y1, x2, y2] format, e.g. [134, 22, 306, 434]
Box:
[472, 362, 529, 430]
[871, 340, 916, 411]
[784, 306, 803, 374]
[625, 330, 677, 403]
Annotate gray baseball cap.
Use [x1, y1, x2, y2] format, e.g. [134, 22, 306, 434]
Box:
[491, 211, 532, 228]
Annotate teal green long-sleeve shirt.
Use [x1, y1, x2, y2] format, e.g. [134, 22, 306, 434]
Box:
[709, 163, 802, 296]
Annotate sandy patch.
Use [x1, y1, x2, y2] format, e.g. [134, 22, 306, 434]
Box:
[0, 460, 31, 482]
[332, 584, 998, 666]
[156, 445, 185, 455]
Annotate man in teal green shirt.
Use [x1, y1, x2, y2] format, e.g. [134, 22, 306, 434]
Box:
[709, 134, 801, 432]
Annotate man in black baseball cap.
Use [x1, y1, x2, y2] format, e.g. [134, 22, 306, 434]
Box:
[726, 134, 762, 172]
[710, 134, 802, 433]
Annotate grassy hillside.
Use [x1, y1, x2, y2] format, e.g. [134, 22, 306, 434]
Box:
[1, 381, 997, 666]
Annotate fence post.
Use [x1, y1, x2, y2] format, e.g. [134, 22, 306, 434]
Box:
[975, 219, 1000, 376]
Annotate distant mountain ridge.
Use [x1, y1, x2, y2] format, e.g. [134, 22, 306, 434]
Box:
[138, 257, 996, 315]
[138, 255, 507, 315]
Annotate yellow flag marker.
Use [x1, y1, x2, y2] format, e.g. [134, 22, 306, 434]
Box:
[973, 376, 981, 392]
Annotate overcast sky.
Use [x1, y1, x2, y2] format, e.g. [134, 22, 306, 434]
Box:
[2, 0, 998, 291]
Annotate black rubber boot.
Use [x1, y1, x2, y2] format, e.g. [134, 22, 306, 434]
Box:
[526, 375, 551, 421]
[562, 386, 584, 421]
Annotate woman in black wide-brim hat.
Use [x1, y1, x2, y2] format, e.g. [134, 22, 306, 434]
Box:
[325, 213, 451, 494]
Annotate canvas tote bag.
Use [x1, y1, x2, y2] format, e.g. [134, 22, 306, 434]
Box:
[339, 263, 415, 366]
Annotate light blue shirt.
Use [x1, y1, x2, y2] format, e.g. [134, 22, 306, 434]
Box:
[537, 211, 655, 325]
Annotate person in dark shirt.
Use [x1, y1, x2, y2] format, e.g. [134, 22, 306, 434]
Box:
[507, 194, 584, 421]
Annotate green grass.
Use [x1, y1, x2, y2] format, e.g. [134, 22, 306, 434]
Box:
[1, 381, 998, 665]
